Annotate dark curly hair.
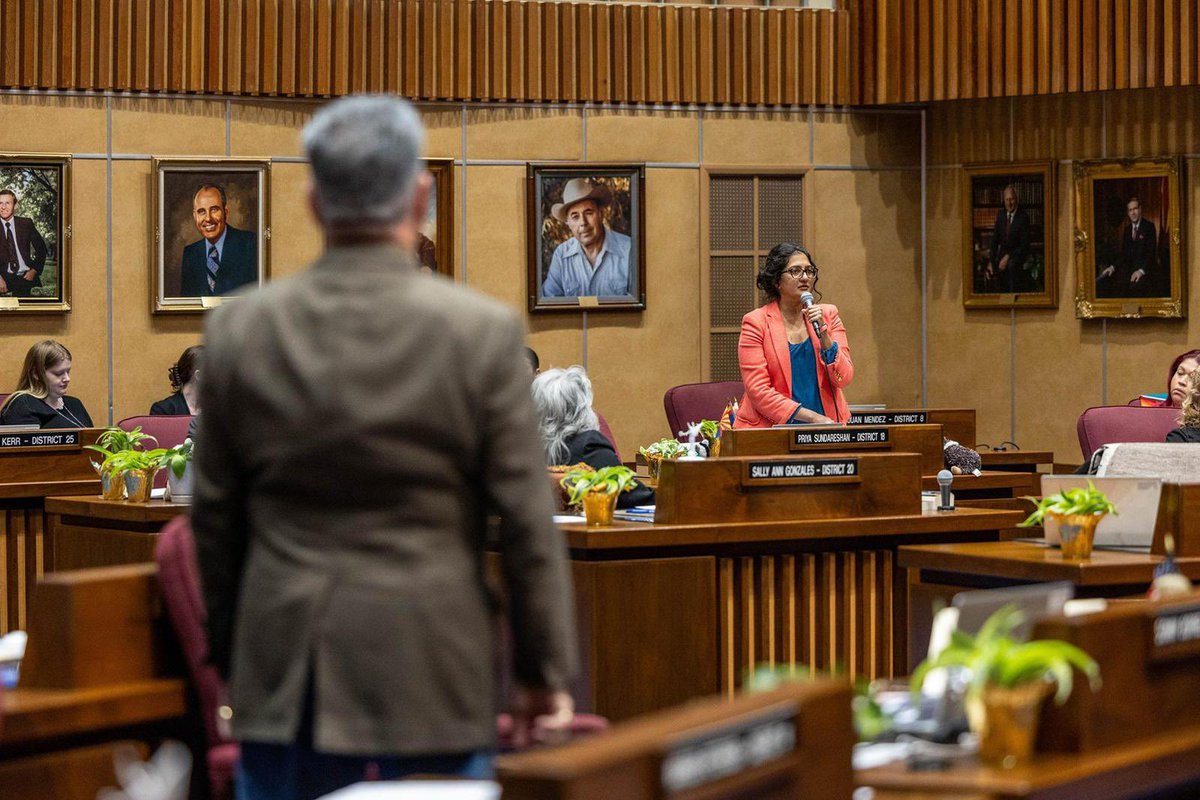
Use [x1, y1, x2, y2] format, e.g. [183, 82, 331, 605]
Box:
[168, 345, 204, 391]
[755, 242, 821, 303]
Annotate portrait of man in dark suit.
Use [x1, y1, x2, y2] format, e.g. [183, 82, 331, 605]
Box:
[1098, 196, 1159, 298]
[0, 188, 48, 297]
[179, 183, 259, 297]
[984, 184, 1030, 294]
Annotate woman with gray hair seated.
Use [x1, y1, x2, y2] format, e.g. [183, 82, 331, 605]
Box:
[531, 366, 654, 508]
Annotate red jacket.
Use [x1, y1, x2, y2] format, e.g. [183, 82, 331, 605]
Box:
[735, 301, 854, 428]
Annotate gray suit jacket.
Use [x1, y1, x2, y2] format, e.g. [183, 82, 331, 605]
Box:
[192, 243, 577, 756]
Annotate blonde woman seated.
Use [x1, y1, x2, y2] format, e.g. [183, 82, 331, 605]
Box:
[1167, 363, 1200, 443]
[531, 366, 653, 508]
[0, 340, 93, 429]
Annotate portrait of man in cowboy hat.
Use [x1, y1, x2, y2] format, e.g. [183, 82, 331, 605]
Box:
[541, 176, 634, 298]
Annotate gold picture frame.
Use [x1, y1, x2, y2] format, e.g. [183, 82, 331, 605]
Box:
[961, 161, 1057, 309]
[153, 157, 271, 313]
[0, 153, 72, 313]
[1073, 157, 1185, 319]
[421, 158, 454, 279]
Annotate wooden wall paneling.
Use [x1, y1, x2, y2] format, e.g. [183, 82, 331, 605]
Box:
[975, 0, 989, 98]
[714, 7, 729, 105]
[154, 0, 174, 90]
[510, 1, 528, 102]
[887, 0, 902, 103]
[521, 1, 539, 101]
[364, 0, 381, 93]
[1081, 0, 1095, 91]
[610, 4, 627, 104]
[99, 0, 116, 91]
[1163, 0, 1178, 86]
[454, 0, 471, 99]
[679, 7, 695, 104]
[78, 0, 96, 89]
[204, 0, 221, 93]
[59, 0, 77, 88]
[403, 0, 421, 99]
[931, 0, 944, 100]
[329, 0, 348, 96]
[1129, 0, 1144, 88]
[229, 0, 247, 95]
[1020, 0, 1034, 95]
[917, 0, 931, 101]
[873, 0, 888, 103]
[1036, 0, 1050, 94]
[989, 0, 1003, 96]
[630, 6, 646, 104]
[648, 5, 664, 104]
[1097, 0, 1112, 90]
[1115, 0, 1129, 89]
[731, 8, 748, 105]
[719, 558, 735, 692]
[958, 0, 972, 99]
[817, 9, 834, 105]
[799, 9, 814, 105]
[596, 4, 614, 103]
[846, 0, 859, 103]
[1146, 0, 1160, 89]
[296, 0, 314, 96]
[245, 0, 264, 93]
[343, 0, 362, 96]
[1005, 0, 1019, 96]
[1182, 0, 1194, 86]
[765, 9, 781, 106]
[695, 7, 712, 105]
[1065, 0, 1079, 91]
[858, 0, 875, 104]
[560, 2, 577, 103]
[278, 0, 295, 95]
[835, 8, 850, 104]
[902, 0, 917, 102]
[539, 1, 556, 102]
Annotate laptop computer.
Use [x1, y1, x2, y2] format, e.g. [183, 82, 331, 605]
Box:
[1038, 475, 1162, 549]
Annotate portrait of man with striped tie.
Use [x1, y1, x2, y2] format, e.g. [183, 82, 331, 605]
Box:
[179, 183, 258, 298]
[155, 159, 268, 312]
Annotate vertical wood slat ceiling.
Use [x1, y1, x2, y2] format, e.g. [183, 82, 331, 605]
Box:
[0, 0, 852, 106]
[860, 0, 1200, 104]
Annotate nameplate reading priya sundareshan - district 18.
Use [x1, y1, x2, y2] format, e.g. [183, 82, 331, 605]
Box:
[790, 427, 890, 450]
[740, 457, 861, 488]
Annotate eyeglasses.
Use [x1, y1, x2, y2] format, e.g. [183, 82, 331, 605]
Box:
[783, 267, 818, 279]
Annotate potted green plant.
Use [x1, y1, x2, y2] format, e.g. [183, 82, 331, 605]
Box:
[559, 465, 639, 526]
[85, 426, 158, 500]
[158, 440, 194, 502]
[638, 438, 690, 480]
[912, 604, 1100, 767]
[103, 447, 168, 503]
[1019, 481, 1117, 559]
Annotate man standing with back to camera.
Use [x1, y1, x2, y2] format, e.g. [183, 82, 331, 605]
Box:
[193, 95, 577, 800]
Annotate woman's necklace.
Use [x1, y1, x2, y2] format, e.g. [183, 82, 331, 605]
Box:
[52, 398, 86, 427]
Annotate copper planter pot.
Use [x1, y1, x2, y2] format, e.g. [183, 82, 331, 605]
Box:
[967, 682, 1051, 768]
[582, 490, 618, 527]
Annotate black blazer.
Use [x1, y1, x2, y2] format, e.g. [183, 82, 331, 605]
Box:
[564, 429, 655, 508]
[0, 394, 92, 429]
[180, 225, 258, 297]
[991, 208, 1030, 273]
[0, 216, 48, 297]
[1120, 219, 1157, 278]
[150, 391, 191, 416]
[1166, 426, 1200, 443]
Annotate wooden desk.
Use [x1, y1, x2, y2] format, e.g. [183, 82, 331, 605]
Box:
[978, 450, 1055, 473]
[921, 471, 1037, 501]
[0, 429, 104, 634]
[46, 496, 186, 572]
[898, 540, 1200, 670]
[858, 725, 1200, 800]
[560, 506, 1023, 722]
[846, 408, 977, 448]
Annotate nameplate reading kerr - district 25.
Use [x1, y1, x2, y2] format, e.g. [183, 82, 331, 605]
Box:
[0, 431, 80, 449]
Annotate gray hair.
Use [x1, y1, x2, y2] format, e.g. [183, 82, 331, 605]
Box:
[302, 94, 425, 226]
[531, 366, 600, 466]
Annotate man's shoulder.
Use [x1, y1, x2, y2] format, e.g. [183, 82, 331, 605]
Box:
[225, 226, 257, 245]
[606, 227, 632, 255]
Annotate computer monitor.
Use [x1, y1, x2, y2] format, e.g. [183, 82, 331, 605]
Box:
[1039, 476, 1162, 549]
[952, 581, 1075, 641]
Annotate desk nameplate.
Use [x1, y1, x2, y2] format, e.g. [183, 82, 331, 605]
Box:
[789, 427, 889, 451]
[1149, 602, 1200, 663]
[660, 705, 796, 795]
[740, 457, 861, 488]
[0, 431, 81, 451]
[848, 412, 928, 425]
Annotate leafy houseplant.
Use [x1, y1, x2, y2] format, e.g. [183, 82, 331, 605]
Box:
[104, 447, 168, 503]
[1019, 481, 1117, 560]
[638, 438, 690, 480]
[158, 440, 195, 502]
[912, 605, 1100, 767]
[85, 426, 158, 500]
[559, 465, 639, 526]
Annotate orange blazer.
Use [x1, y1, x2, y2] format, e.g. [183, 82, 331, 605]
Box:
[735, 301, 854, 428]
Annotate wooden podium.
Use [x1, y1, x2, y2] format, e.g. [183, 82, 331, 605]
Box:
[560, 452, 1023, 721]
[718, 423, 944, 474]
[498, 681, 854, 800]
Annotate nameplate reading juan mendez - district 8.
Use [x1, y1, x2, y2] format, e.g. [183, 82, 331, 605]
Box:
[848, 412, 928, 425]
[741, 457, 861, 488]
[790, 427, 890, 450]
[0, 431, 80, 449]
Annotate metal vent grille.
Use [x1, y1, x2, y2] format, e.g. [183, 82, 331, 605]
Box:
[709, 177, 754, 250]
[709, 257, 755, 327]
[757, 177, 804, 248]
[710, 333, 741, 382]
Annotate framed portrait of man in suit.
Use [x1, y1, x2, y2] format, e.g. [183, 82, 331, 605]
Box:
[420, 158, 454, 279]
[153, 158, 270, 313]
[0, 155, 71, 312]
[526, 163, 646, 313]
[1074, 157, 1184, 319]
[961, 162, 1057, 310]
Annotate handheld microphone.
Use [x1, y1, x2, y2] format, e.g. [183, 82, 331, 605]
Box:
[799, 291, 824, 339]
[936, 469, 955, 511]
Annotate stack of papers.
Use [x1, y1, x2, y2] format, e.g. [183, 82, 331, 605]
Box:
[613, 505, 655, 522]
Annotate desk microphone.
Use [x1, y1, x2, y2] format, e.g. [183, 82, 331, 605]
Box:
[799, 291, 824, 338]
[936, 469, 955, 511]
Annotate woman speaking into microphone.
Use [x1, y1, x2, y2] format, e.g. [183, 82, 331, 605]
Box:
[734, 243, 854, 428]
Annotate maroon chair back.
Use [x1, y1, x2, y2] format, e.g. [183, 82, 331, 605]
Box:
[154, 516, 238, 800]
[663, 380, 744, 439]
[118, 415, 193, 488]
[1076, 405, 1182, 459]
[595, 411, 621, 462]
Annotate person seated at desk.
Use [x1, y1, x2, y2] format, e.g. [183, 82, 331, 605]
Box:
[0, 339, 92, 428]
[1142, 349, 1200, 408]
[1167, 363, 1200, 443]
[735, 243, 854, 428]
[150, 344, 203, 415]
[531, 366, 653, 508]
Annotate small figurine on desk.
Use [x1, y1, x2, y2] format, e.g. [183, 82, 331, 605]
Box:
[1149, 534, 1194, 600]
[943, 438, 982, 476]
[678, 420, 710, 459]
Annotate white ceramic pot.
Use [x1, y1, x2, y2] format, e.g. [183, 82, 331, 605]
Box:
[166, 461, 194, 502]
